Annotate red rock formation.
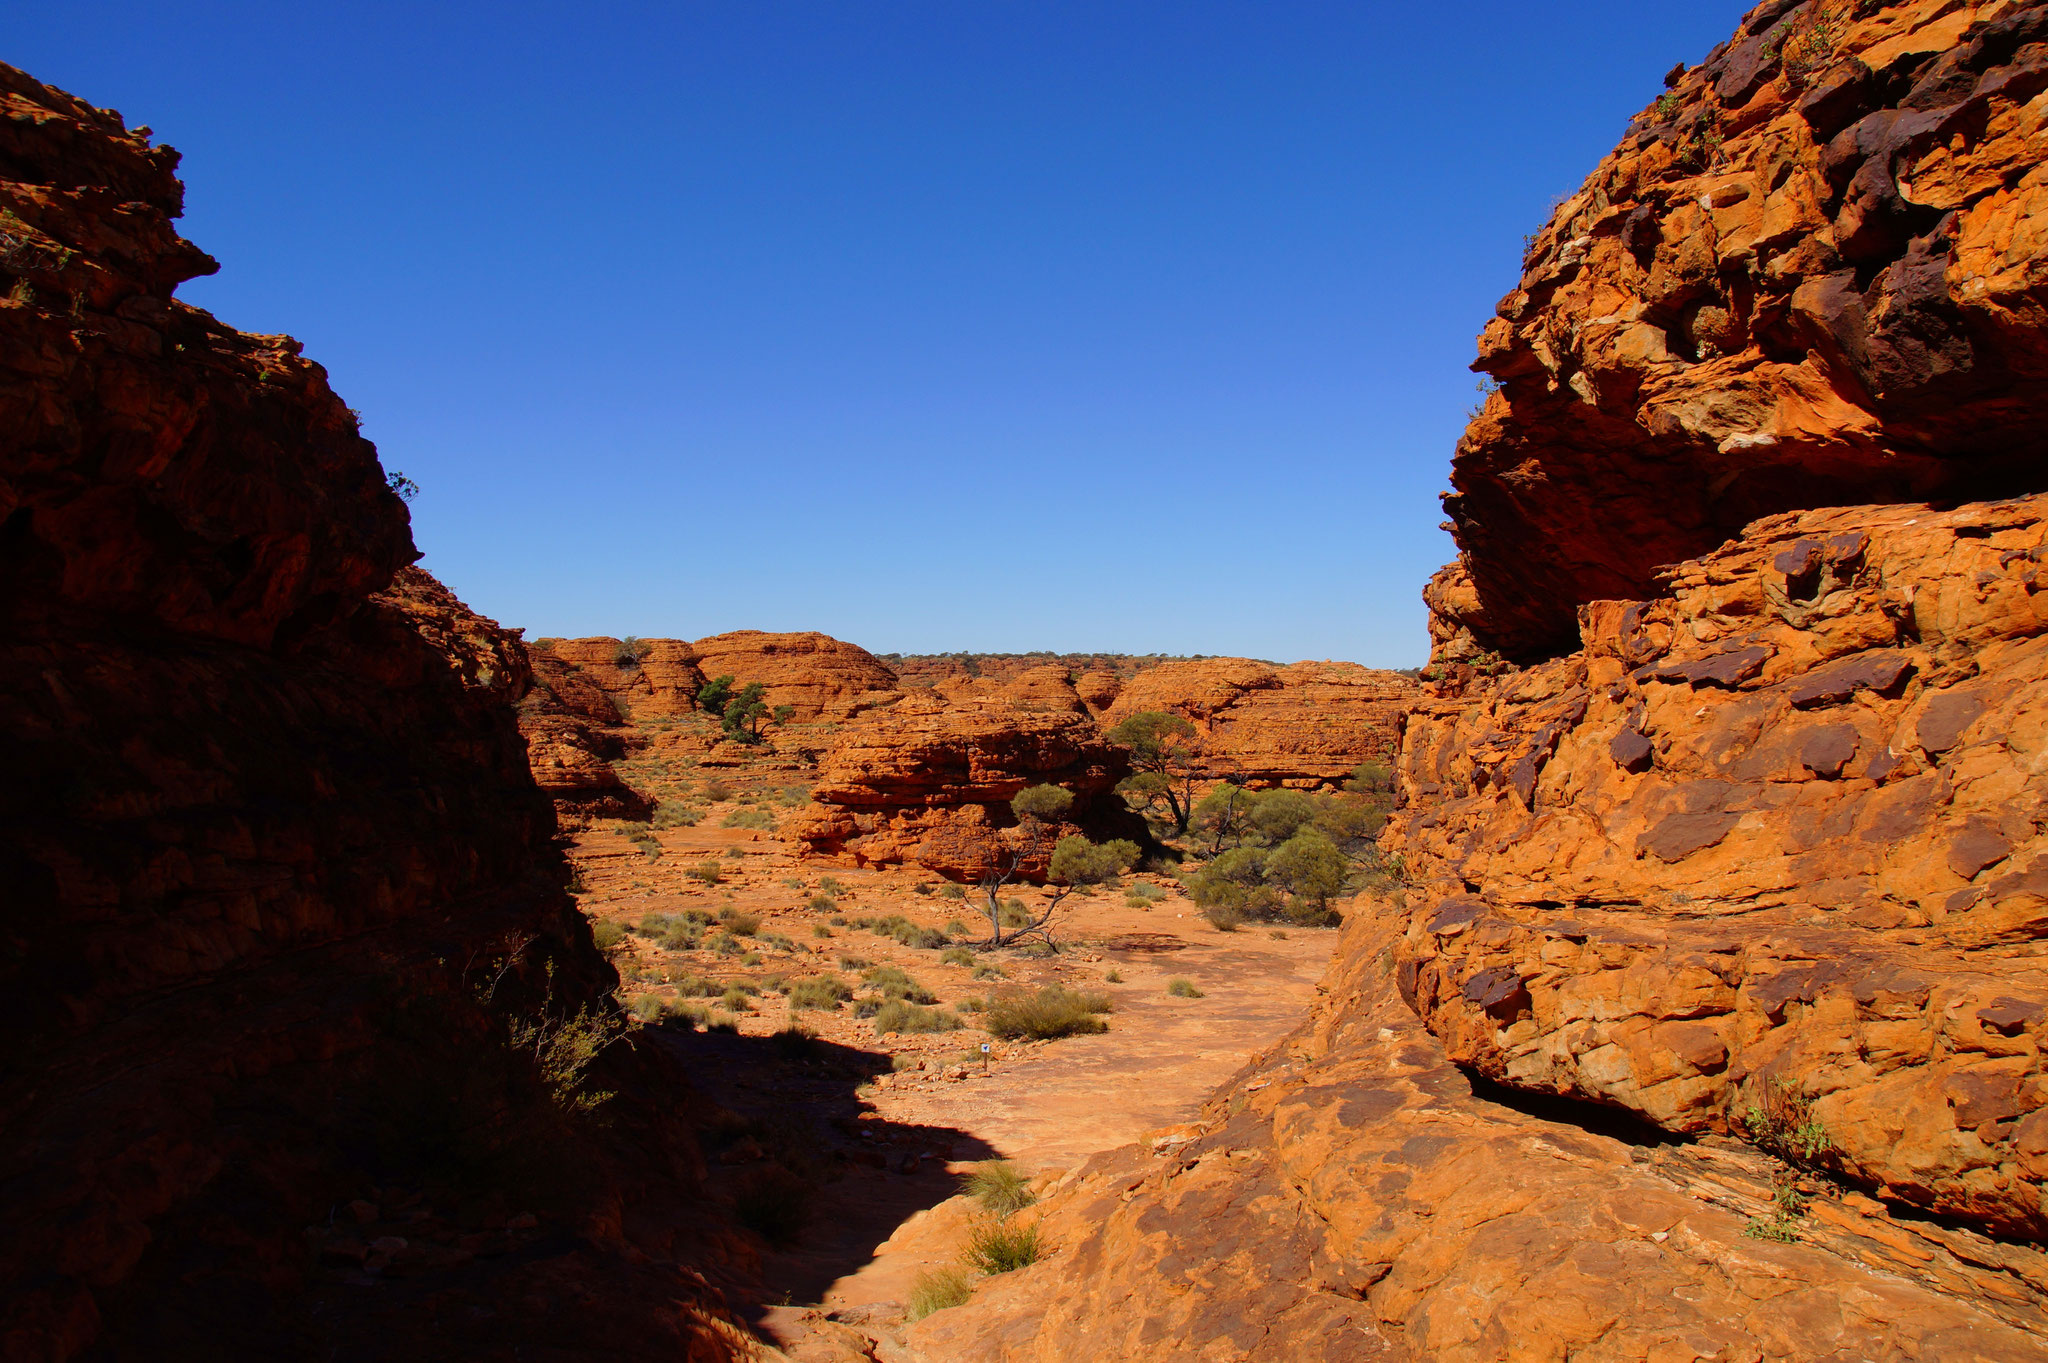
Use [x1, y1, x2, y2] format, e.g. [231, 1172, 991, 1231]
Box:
[1432, 0, 2048, 663]
[792, 688, 1131, 879]
[540, 636, 708, 718]
[519, 646, 656, 825]
[0, 64, 742, 1360]
[915, 5, 2048, 1355]
[1102, 658, 1414, 787]
[1389, 493, 2048, 1236]
[690, 629, 900, 722]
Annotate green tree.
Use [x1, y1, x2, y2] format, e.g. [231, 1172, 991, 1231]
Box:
[1248, 789, 1317, 844]
[721, 681, 770, 742]
[771, 704, 797, 727]
[696, 674, 734, 715]
[1191, 780, 1255, 855]
[969, 786, 1136, 947]
[1266, 827, 1347, 922]
[1107, 710, 1202, 834]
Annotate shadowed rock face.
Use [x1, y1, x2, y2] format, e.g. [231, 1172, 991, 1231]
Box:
[1433, 0, 2048, 664]
[0, 64, 742, 1361]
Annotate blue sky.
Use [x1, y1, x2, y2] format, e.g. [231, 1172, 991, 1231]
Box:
[11, 2, 1750, 665]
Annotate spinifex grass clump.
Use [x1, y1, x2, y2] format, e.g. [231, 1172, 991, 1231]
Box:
[907, 1266, 974, 1321]
[965, 1161, 1036, 1215]
[1166, 977, 1204, 998]
[963, 1216, 1043, 1274]
[981, 985, 1111, 1041]
[787, 974, 853, 1010]
[872, 1000, 961, 1034]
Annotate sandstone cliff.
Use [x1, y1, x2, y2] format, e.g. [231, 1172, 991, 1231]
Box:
[792, 679, 1132, 879]
[0, 65, 743, 1361]
[1102, 657, 1414, 787]
[1432, 0, 2048, 664]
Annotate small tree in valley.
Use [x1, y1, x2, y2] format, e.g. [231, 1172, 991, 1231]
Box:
[1107, 710, 1203, 835]
[721, 681, 770, 742]
[972, 784, 1138, 947]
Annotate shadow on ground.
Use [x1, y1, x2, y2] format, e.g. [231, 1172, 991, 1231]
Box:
[648, 1023, 998, 1332]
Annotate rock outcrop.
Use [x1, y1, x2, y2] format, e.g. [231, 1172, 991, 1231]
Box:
[519, 646, 657, 824]
[1390, 493, 2048, 1236]
[913, 3, 2048, 1355]
[0, 64, 742, 1360]
[1432, 0, 2048, 664]
[916, 495, 2048, 1359]
[1103, 658, 1415, 787]
[792, 686, 1131, 879]
[690, 630, 900, 722]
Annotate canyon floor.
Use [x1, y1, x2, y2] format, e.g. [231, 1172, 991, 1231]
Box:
[567, 807, 1331, 1356]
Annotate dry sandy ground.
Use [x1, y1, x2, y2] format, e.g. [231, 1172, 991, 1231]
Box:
[568, 810, 1331, 1355]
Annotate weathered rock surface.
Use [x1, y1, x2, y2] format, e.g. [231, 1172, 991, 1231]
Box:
[1103, 658, 1415, 787]
[0, 64, 741, 1360]
[690, 630, 900, 722]
[1432, 0, 2048, 663]
[792, 687, 1131, 879]
[519, 646, 657, 824]
[912, 898, 2048, 1361]
[1390, 492, 2048, 1237]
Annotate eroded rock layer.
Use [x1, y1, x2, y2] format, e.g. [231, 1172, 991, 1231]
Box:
[1102, 658, 1415, 787]
[1432, 0, 2048, 663]
[1391, 492, 2048, 1236]
[792, 682, 1132, 879]
[0, 65, 740, 1361]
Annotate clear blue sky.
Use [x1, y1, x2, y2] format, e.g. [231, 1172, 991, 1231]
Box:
[11, 2, 1749, 665]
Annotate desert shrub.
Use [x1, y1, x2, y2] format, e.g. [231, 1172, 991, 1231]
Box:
[778, 784, 811, 805]
[940, 946, 976, 967]
[722, 807, 776, 830]
[971, 963, 1007, 980]
[837, 954, 872, 970]
[1166, 977, 1204, 998]
[717, 987, 752, 1012]
[966, 1161, 1036, 1215]
[741, 951, 762, 966]
[1201, 902, 1246, 931]
[1266, 827, 1347, 923]
[858, 913, 949, 950]
[733, 1166, 812, 1244]
[810, 923, 833, 939]
[913, 882, 935, 896]
[760, 932, 797, 952]
[943, 919, 967, 936]
[788, 974, 853, 1010]
[959, 995, 985, 1013]
[998, 900, 1032, 929]
[704, 1011, 740, 1034]
[781, 877, 806, 889]
[939, 882, 966, 900]
[770, 1022, 818, 1058]
[590, 920, 626, 952]
[708, 931, 744, 956]
[863, 965, 937, 1004]
[1249, 789, 1317, 843]
[1104, 969, 1123, 983]
[671, 974, 722, 997]
[626, 994, 665, 1022]
[651, 801, 700, 829]
[718, 908, 761, 936]
[807, 894, 836, 912]
[687, 862, 724, 886]
[505, 1002, 626, 1115]
[701, 778, 736, 803]
[1123, 882, 1167, 908]
[818, 876, 846, 895]
[964, 1217, 1043, 1274]
[982, 986, 1111, 1041]
[873, 1000, 962, 1034]
[659, 920, 703, 951]
[907, 1266, 974, 1322]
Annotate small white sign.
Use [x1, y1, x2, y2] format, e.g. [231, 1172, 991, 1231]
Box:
[981, 1043, 992, 1053]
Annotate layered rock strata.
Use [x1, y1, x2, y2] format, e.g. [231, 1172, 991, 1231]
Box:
[1390, 492, 2048, 1237]
[0, 65, 741, 1360]
[791, 676, 1131, 879]
[1432, 0, 2048, 663]
[1102, 658, 1414, 787]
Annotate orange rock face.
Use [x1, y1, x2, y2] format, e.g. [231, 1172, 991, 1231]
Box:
[1103, 658, 1415, 786]
[1389, 492, 2048, 1237]
[1433, 0, 2048, 663]
[690, 629, 900, 722]
[519, 646, 656, 824]
[793, 687, 1131, 879]
[0, 65, 738, 1360]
